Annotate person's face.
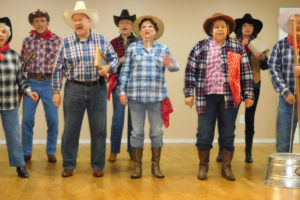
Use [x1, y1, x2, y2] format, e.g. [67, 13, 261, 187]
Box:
[72, 13, 91, 38]
[288, 15, 300, 36]
[0, 26, 9, 48]
[32, 17, 49, 34]
[118, 19, 133, 36]
[211, 19, 228, 43]
[242, 23, 254, 37]
[140, 20, 156, 41]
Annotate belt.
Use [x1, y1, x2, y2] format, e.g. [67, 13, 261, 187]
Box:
[71, 80, 99, 87]
[28, 73, 52, 81]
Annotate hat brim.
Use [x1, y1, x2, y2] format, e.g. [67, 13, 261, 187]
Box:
[133, 15, 164, 40]
[64, 8, 98, 29]
[278, 8, 300, 33]
[113, 15, 136, 27]
[0, 17, 12, 42]
[203, 14, 236, 36]
[234, 18, 263, 36]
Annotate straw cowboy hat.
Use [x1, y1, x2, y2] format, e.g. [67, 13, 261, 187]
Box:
[113, 9, 136, 27]
[278, 8, 300, 33]
[234, 14, 263, 37]
[203, 13, 236, 36]
[64, 1, 98, 29]
[0, 17, 12, 43]
[133, 15, 164, 40]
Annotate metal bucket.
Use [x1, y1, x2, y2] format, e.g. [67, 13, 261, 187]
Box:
[263, 153, 300, 188]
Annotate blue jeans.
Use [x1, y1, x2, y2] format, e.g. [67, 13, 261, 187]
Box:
[110, 88, 133, 154]
[22, 78, 58, 155]
[61, 80, 107, 170]
[196, 95, 238, 151]
[1, 108, 25, 167]
[129, 100, 163, 148]
[276, 96, 297, 152]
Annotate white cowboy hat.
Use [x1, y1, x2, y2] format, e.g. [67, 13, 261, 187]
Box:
[64, 1, 98, 29]
[278, 8, 300, 33]
[133, 15, 164, 40]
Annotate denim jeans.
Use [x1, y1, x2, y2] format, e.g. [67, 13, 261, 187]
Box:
[1, 108, 25, 167]
[196, 95, 238, 151]
[276, 96, 297, 152]
[61, 80, 107, 170]
[22, 78, 58, 155]
[110, 88, 133, 154]
[128, 100, 163, 148]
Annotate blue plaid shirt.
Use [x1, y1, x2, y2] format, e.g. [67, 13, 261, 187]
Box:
[52, 31, 119, 90]
[118, 40, 179, 102]
[268, 37, 300, 98]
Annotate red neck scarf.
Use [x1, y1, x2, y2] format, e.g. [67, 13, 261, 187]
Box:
[288, 34, 300, 49]
[30, 29, 52, 39]
[0, 42, 10, 61]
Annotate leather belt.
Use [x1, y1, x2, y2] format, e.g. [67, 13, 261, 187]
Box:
[28, 73, 52, 81]
[71, 80, 99, 87]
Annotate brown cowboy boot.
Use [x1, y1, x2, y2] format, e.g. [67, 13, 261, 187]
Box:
[151, 148, 165, 178]
[221, 149, 235, 181]
[198, 149, 210, 180]
[131, 147, 143, 179]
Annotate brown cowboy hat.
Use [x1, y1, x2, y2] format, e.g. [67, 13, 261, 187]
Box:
[133, 15, 164, 40]
[234, 14, 263, 37]
[203, 13, 235, 36]
[0, 17, 12, 43]
[28, 9, 50, 25]
[113, 9, 136, 26]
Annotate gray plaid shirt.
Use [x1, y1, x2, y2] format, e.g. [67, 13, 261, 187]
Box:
[0, 49, 31, 110]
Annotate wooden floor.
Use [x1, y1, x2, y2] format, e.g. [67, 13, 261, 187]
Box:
[0, 143, 299, 200]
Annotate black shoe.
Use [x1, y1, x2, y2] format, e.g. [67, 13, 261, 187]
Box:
[47, 154, 57, 163]
[24, 155, 31, 162]
[245, 152, 253, 163]
[16, 166, 29, 178]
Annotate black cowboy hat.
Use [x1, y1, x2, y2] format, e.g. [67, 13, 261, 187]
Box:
[0, 17, 12, 43]
[113, 9, 136, 26]
[234, 14, 263, 37]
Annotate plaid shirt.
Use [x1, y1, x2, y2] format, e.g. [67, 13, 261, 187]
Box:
[268, 37, 300, 98]
[20, 32, 61, 74]
[0, 49, 31, 110]
[118, 40, 179, 102]
[184, 37, 254, 114]
[52, 31, 119, 90]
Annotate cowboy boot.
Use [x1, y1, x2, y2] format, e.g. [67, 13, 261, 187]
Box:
[131, 147, 143, 179]
[245, 132, 254, 163]
[216, 147, 222, 162]
[197, 149, 210, 180]
[151, 148, 165, 178]
[221, 149, 235, 181]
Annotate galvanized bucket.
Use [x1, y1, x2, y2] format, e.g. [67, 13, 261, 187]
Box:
[263, 153, 300, 188]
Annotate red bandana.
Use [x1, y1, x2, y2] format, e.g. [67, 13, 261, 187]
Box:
[240, 39, 251, 54]
[30, 29, 52, 39]
[288, 34, 300, 49]
[0, 42, 10, 61]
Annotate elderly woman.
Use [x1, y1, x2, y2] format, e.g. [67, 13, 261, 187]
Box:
[118, 15, 179, 179]
[184, 13, 254, 181]
[108, 9, 138, 162]
[0, 17, 38, 178]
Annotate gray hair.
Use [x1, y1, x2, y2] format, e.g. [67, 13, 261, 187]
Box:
[0, 23, 11, 38]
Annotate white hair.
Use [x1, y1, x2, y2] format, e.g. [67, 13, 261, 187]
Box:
[0, 23, 11, 38]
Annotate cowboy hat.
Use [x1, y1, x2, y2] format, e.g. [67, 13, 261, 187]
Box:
[278, 8, 300, 33]
[0, 17, 12, 43]
[113, 9, 136, 26]
[203, 13, 235, 36]
[64, 1, 98, 29]
[28, 9, 50, 25]
[234, 14, 263, 37]
[133, 15, 164, 40]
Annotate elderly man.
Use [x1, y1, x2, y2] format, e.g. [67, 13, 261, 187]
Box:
[269, 8, 300, 153]
[21, 9, 62, 163]
[52, 1, 119, 177]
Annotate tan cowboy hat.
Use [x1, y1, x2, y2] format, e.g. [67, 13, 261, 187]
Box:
[63, 1, 98, 29]
[203, 13, 235, 36]
[278, 8, 300, 33]
[133, 15, 164, 40]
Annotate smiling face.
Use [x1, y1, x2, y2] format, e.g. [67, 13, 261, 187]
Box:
[288, 15, 300, 37]
[242, 23, 254, 38]
[72, 13, 91, 39]
[118, 19, 133, 37]
[32, 16, 49, 34]
[140, 20, 156, 41]
[0, 24, 9, 48]
[211, 19, 229, 44]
